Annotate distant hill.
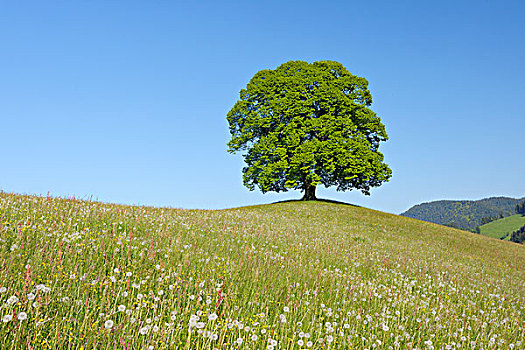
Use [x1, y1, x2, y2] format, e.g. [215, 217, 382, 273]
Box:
[478, 214, 525, 240]
[401, 196, 525, 230]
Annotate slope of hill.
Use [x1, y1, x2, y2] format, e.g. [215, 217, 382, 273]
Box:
[401, 196, 524, 230]
[478, 214, 525, 240]
[1, 192, 524, 349]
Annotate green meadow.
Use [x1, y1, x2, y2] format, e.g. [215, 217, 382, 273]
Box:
[478, 214, 525, 240]
[1, 192, 524, 349]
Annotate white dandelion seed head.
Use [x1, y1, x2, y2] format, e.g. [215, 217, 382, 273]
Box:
[104, 320, 114, 329]
[3, 315, 12, 323]
[7, 296, 19, 305]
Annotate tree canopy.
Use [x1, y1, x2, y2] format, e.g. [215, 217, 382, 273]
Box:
[226, 60, 392, 200]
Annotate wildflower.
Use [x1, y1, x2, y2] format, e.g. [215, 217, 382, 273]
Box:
[27, 293, 36, 301]
[252, 334, 258, 341]
[306, 341, 313, 347]
[104, 320, 114, 329]
[208, 313, 218, 321]
[0, 287, 6, 293]
[2, 315, 12, 323]
[118, 305, 126, 312]
[139, 327, 148, 335]
[7, 296, 19, 305]
[298, 339, 304, 346]
[283, 306, 289, 312]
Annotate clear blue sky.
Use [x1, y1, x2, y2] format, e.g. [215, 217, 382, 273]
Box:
[1, 0, 524, 214]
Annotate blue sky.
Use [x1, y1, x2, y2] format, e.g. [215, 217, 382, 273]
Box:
[1, 0, 524, 214]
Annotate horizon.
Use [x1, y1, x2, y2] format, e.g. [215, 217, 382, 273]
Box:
[1, 0, 524, 214]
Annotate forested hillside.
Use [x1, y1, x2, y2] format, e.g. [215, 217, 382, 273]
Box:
[401, 197, 525, 230]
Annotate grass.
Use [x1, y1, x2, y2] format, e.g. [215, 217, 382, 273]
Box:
[0, 192, 524, 349]
[479, 214, 525, 240]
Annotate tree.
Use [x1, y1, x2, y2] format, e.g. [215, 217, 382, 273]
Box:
[517, 202, 525, 216]
[226, 60, 392, 200]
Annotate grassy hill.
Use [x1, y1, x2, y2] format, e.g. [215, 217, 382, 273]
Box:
[1, 192, 525, 349]
[401, 196, 525, 230]
[479, 214, 525, 240]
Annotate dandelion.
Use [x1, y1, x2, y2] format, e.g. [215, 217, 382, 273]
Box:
[252, 334, 258, 341]
[104, 320, 114, 329]
[208, 313, 218, 321]
[2, 315, 12, 323]
[7, 295, 19, 305]
[27, 292, 36, 301]
[298, 339, 304, 346]
[306, 341, 313, 347]
[118, 305, 126, 312]
[283, 306, 290, 312]
[0, 287, 6, 293]
[139, 327, 148, 335]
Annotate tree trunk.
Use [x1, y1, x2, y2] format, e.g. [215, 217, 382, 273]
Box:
[302, 184, 317, 201]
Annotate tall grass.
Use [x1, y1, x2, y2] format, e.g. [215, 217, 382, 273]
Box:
[0, 192, 524, 349]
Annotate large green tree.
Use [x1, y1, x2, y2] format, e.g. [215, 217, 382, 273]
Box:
[227, 60, 392, 200]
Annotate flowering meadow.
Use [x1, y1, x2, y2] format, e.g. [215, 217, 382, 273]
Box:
[1, 192, 524, 349]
